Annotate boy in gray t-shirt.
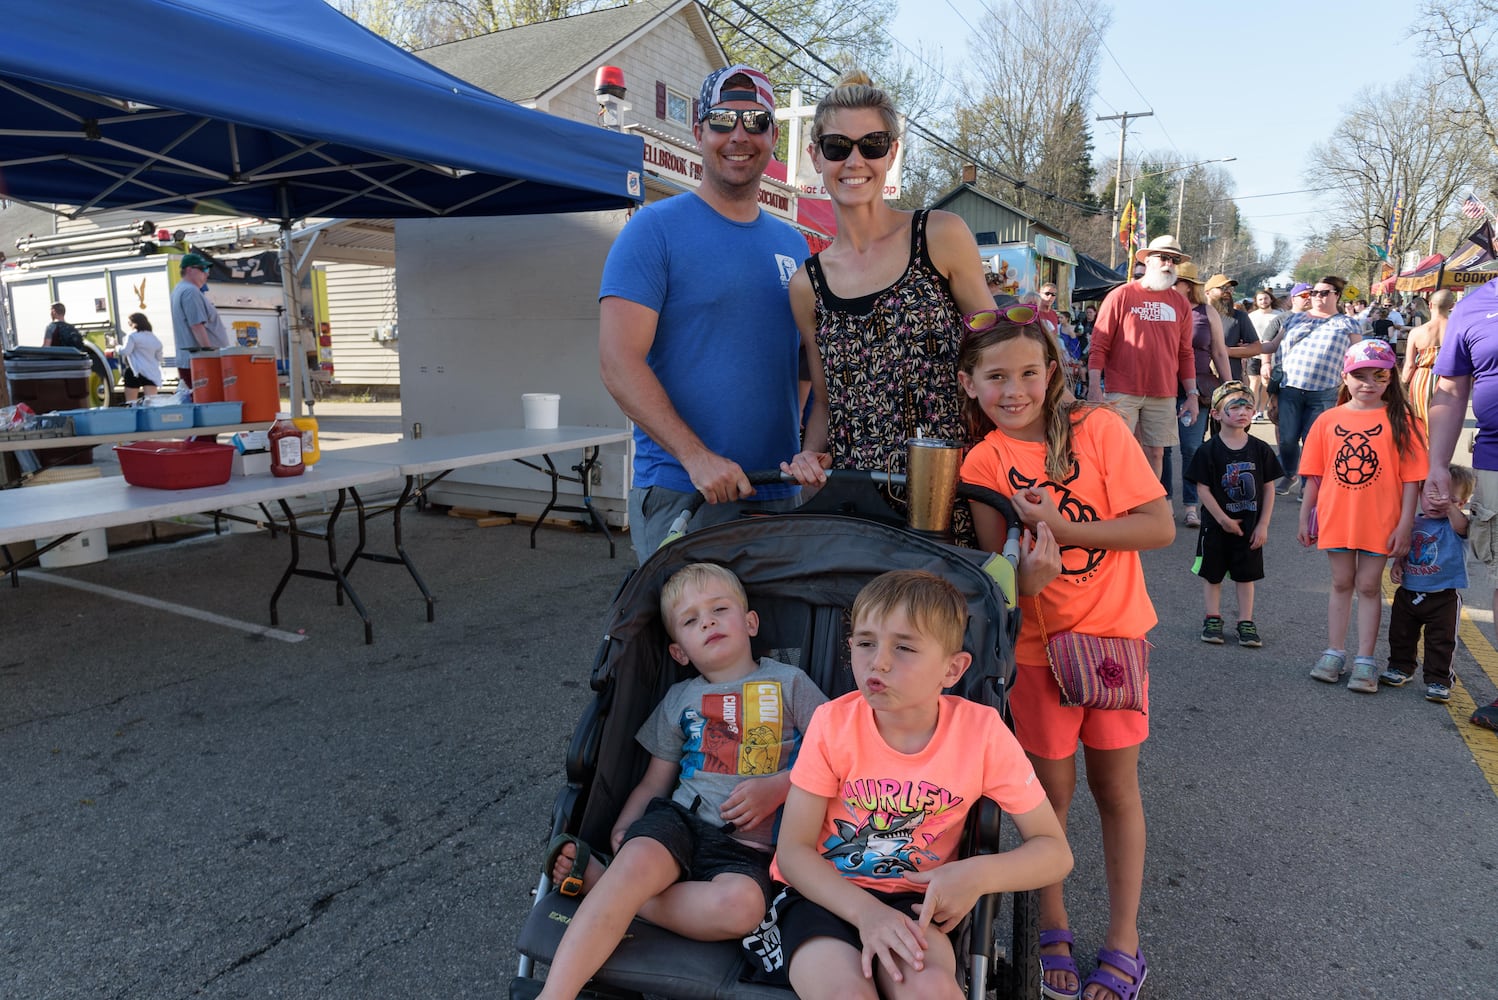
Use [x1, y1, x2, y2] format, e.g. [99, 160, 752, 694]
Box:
[538, 563, 824, 1000]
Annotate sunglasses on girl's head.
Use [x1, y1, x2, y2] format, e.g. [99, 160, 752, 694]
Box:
[702, 108, 774, 134]
[963, 303, 1039, 333]
[815, 131, 893, 161]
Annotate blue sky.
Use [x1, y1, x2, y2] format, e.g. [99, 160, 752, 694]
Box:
[890, 0, 1429, 258]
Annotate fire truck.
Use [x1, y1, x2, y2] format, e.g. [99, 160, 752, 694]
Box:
[1, 220, 333, 406]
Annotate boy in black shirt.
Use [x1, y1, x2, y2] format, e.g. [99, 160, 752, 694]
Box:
[1186, 381, 1285, 647]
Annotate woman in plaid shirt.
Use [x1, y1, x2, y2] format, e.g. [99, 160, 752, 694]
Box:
[1260, 276, 1364, 497]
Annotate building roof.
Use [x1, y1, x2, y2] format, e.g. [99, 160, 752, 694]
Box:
[930, 183, 1069, 242]
[418, 0, 720, 105]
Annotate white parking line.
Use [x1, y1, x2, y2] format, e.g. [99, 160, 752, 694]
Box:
[18, 570, 308, 643]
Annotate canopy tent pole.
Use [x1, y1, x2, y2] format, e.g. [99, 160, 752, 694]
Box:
[278, 184, 307, 417]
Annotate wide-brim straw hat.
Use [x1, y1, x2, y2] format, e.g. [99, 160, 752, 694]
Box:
[1134, 235, 1191, 264]
[1175, 261, 1203, 284]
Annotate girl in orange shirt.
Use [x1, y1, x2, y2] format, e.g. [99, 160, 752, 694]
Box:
[957, 305, 1174, 1000]
[1297, 339, 1428, 693]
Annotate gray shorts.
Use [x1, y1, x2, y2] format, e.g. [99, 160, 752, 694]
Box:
[628, 484, 799, 563]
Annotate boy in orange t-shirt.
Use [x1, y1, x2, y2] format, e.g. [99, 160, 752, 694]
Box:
[742, 570, 1071, 997]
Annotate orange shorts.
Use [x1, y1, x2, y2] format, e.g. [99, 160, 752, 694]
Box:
[1009, 660, 1150, 759]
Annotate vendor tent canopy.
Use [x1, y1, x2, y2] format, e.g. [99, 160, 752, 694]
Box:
[1374, 223, 1497, 295]
[1072, 252, 1126, 302]
[0, 1, 643, 221]
[0, 0, 644, 412]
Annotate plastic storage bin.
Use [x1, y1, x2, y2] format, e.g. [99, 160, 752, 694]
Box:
[115, 440, 235, 489]
[136, 404, 195, 431]
[58, 407, 137, 435]
[220, 349, 278, 422]
[4, 349, 93, 467]
[193, 401, 243, 427]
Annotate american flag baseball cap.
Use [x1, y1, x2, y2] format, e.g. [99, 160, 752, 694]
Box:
[698, 64, 776, 121]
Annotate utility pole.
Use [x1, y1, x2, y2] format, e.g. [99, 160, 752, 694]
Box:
[1176, 174, 1187, 248]
[1099, 110, 1153, 270]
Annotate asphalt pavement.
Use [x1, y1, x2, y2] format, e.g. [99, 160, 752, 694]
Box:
[2, 410, 1495, 999]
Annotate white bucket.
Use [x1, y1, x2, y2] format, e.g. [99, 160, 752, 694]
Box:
[37, 528, 108, 568]
[522, 392, 560, 429]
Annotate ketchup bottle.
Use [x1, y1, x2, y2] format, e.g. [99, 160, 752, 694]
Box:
[269, 412, 306, 478]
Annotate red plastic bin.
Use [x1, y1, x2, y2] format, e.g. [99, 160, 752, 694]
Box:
[114, 440, 235, 489]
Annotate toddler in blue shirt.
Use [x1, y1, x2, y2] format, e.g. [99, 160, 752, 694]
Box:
[1383, 464, 1476, 703]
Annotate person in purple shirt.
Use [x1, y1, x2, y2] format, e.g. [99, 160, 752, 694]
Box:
[1423, 276, 1498, 732]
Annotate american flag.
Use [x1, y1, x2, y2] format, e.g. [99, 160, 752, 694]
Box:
[1463, 194, 1488, 220]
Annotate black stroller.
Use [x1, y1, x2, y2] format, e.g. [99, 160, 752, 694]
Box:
[510, 471, 1041, 999]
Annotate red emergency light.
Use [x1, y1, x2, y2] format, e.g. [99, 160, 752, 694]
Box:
[595, 66, 626, 99]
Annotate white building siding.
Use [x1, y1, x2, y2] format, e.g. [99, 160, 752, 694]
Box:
[323, 263, 400, 387]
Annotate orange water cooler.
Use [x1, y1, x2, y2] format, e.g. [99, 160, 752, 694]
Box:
[188, 351, 226, 403]
[220, 348, 279, 422]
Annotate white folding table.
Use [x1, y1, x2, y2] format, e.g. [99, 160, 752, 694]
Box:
[331, 426, 632, 622]
[0, 457, 401, 642]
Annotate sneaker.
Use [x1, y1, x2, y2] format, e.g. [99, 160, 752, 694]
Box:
[1379, 669, 1413, 687]
[1236, 620, 1262, 647]
[1275, 481, 1295, 496]
[1201, 615, 1225, 644]
[1348, 658, 1380, 693]
[1426, 683, 1452, 703]
[1310, 651, 1346, 683]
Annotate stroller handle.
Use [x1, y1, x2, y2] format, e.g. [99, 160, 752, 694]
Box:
[665, 470, 1022, 562]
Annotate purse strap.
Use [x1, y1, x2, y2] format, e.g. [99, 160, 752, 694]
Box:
[1030, 597, 1070, 695]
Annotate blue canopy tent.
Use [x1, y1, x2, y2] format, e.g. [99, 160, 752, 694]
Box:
[0, 0, 645, 409]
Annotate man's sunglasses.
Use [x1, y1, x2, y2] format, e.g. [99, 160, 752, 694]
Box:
[1148, 252, 1184, 265]
[963, 303, 1039, 333]
[816, 131, 894, 161]
[702, 108, 774, 134]
[1308, 288, 1337, 297]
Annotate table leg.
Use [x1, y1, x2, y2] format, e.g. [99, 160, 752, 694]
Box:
[268, 491, 375, 644]
[530, 447, 616, 558]
[341, 480, 435, 623]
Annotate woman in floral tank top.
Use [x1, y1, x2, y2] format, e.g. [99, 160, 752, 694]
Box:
[780, 72, 995, 541]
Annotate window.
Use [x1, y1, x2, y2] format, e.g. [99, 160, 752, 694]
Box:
[665, 89, 691, 128]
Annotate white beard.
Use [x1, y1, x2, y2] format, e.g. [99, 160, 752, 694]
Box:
[1138, 263, 1176, 292]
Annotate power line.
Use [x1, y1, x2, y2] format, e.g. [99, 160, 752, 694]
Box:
[710, 0, 1108, 215]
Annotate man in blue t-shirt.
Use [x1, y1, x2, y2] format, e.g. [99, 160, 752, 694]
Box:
[599, 64, 829, 562]
[1426, 277, 1498, 727]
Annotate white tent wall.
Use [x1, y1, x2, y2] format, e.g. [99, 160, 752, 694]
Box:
[395, 211, 632, 523]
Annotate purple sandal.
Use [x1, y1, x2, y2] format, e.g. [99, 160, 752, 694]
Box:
[1039, 928, 1082, 1000]
[1082, 947, 1147, 1000]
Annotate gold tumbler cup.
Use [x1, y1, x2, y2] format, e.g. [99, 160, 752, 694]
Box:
[905, 437, 962, 535]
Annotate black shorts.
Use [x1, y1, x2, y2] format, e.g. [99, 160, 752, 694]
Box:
[622, 798, 774, 904]
[122, 368, 158, 389]
[1245, 357, 1263, 376]
[1193, 525, 1264, 584]
[742, 885, 927, 984]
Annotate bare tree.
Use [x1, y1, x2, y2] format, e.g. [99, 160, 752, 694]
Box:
[950, 0, 1111, 239]
[1306, 70, 1484, 289]
[1418, 0, 1498, 198]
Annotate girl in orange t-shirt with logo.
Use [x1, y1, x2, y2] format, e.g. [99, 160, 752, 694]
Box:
[957, 304, 1174, 1000]
[1298, 338, 1428, 694]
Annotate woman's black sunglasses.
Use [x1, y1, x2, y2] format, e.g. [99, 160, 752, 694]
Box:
[816, 131, 894, 161]
[702, 108, 774, 134]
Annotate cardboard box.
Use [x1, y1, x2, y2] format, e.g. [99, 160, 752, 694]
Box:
[232, 451, 272, 477]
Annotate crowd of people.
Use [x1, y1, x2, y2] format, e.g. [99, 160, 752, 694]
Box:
[547, 61, 1498, 1000]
